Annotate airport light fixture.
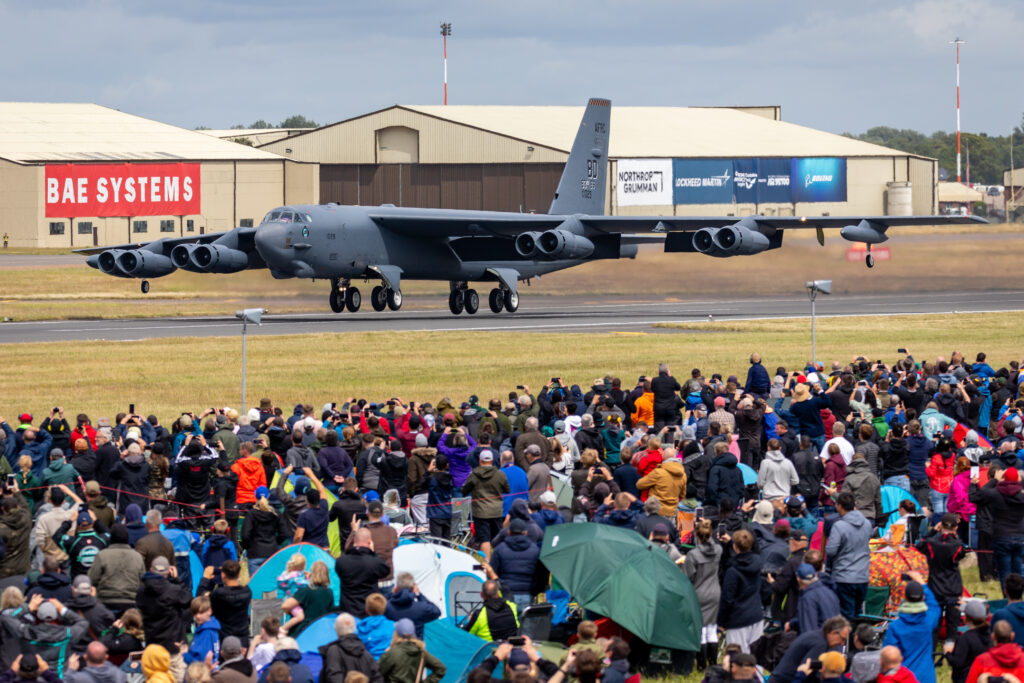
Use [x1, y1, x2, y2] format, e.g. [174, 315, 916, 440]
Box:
[440, 22, 452, 105]
[950, 37, 965, 183]
[805, 281, 831, 366]
[235, 308, 266, 413]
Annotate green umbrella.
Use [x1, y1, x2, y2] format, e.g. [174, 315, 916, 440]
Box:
[539, 523, 701, 651]
[549, 474, 573, 509]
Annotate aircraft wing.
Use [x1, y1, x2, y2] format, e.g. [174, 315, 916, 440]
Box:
[368, 211, 986, 239]
[72, 230, 244, 255]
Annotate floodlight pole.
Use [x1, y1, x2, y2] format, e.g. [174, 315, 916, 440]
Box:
[236, 308, 265, 414]
[950, 37, 965, 183]
[440, 23, 452, 105]
[241, 320, 248, 412]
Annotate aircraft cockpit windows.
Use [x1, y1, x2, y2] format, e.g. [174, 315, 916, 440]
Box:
[279, 211, 295, 223]
[269, 211, 283, 222]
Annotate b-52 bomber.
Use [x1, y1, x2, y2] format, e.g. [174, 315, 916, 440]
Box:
[80, 98, 984, 315]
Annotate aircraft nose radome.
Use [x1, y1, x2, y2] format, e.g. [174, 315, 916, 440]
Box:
[254, 223, 284, 263]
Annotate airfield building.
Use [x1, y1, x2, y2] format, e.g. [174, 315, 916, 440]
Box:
[0, 103, 317, 248]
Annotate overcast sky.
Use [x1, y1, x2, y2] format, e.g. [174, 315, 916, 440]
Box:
[1, 0, 1020, 136]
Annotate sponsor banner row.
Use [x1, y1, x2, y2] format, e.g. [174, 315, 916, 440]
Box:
[615, 157, 846, 206]
[45, 163, 201, 218]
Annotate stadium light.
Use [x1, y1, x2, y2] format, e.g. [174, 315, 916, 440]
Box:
[805, 281, 832, 366]
[235, 308, 266, 411]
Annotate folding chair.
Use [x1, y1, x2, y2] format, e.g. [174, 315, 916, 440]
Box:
[450, 496, 474, 546]
[519, 603, 555, 642]
[445, 572, 484, 627]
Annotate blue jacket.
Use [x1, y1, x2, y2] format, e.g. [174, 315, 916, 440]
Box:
[501, 464, 530, 517]
[257, 649, 314, 683]
[199, 534, 237, 569]
[184, 616, 221, 664]
[356, 615, 395, 660]
[789, 394, 832, 439]
[906, 435, 933, 481]
[824, 510, 872, 584]
[718, 551, 764, 629]
[797, 579, 841, 634]
[385, 589, 442, 639]
[593, 501, 643, 530]
[20, 428, 53, 477]
[704, 453, 744, 508]
[883, 585, 941, 683]
[171, 423, 200, 456]
[531, 508, 564, 532]
[426, 471, 454, 520]
[1, 422, 17, 469]
[992, 601, 1024, 648]
[489, 534, 540, 593]
[745, 362, 771, 395]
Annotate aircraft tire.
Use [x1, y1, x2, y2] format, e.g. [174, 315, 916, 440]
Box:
[488, 288, 504, 314]
[371, 285, 387, 312]
[866, 253, 875, 268]
[387, 288, 402, 311]
[448, 290, 464, 315]
[329, 289, 346, 313]
[345, 287, 361, 312]
[141, 280, 150, 294]
[503, 289, 519, 313]
[463, 289, 479, 315]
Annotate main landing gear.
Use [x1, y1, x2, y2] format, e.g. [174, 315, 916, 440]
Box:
[449, 283, 517, 315]
[328, 279, 365, 313]
[865, 245, 875, 269]
[141, 280, 150, 294]
[371, 285, 403, 312]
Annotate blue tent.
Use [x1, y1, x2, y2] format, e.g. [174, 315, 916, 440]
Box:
[189, 551, 203, 595]
[247, 543, 341, 604]
[425, 619, 489, 683]
[879, 485, 918, 536]
[295, 613, 343, 654]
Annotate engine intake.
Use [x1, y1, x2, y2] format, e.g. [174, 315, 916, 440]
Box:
[711, 225, 770, 256]
[97, 249, 129, 276]
[170, 244, 205, 272]
[514, 232, 541, 258]
[117, 249, 176, 278]
[190, 244, 250, 273]
[536, 229, 595, 260]
[692, 228, 724, 256]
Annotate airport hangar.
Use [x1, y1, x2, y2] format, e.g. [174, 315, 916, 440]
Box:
[0, 102, 935, 248]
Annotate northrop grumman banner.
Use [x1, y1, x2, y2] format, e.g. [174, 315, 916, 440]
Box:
[614, 157, 845, 206]
[45, 163, 201, 218]
[615, 159, 673, 206]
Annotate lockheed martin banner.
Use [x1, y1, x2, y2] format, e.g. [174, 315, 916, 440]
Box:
[615, 159, 673, 206]
[614, 157, 845, 206]
[45, 163, 201, 218]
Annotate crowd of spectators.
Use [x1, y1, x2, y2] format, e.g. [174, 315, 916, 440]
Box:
[0, 349, 1022, 683]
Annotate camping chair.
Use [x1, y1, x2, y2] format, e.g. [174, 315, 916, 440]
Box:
[675, 509, 695, 540]
[445, 571, 484, 627]
[450, 496, 474, 546]
[519, 603, 554, 642]
[250, 597, 282, 635]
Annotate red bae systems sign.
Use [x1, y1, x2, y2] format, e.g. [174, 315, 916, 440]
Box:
[44, 163, 200, 217]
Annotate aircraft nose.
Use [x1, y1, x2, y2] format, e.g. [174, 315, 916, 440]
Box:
[254, 223, 287, 264]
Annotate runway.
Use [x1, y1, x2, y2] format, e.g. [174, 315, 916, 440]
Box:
[2, 289, 1023, 343]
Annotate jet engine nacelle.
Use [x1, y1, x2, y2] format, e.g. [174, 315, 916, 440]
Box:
[514, 232, 541, 258]
[536, 229, 595, 260]
[840, 219, 889, 244]
[170, 244, 207, 273]
[712, 224, 771, 256]
[692, 228, 726, 256]
[190, 244, 250, 273]
[116, 249, 176, 278]
[96, 249, 131, 277]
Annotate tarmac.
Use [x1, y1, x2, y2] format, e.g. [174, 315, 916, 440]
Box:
[2, 289, 1023, 343]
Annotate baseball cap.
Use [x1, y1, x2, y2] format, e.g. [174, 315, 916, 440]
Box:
[72, 575, 92, 596]
[364, 490, 380, 502]
[479, 450, 494, 463]
[395, 618, 416, 637]
[84, 480, 101, 496]
[904, 581, 925, 602]
[254, 486, 270, 500]
[150, 556, 171, 575]
[37, 602, 59, 621]
[652, 523, 670, 537]
[539, 491, 557, 505]
[216, 414, 227, 425]
[77, 511, 93, 526]
[293, 476, 311, 496]
[731, 653, 757, 668]
[18, 413, 31, 423]
[796, 563, 816, 580]
[714, 397, 726, 408]
[964, 599, 988, 620]
[415, 433, 429, 448]
[49, 448, 64, 459]
[694, 404, 707, 412]
[554, 420, 566, 433]
[508, 648, 532, 670]
[753, 500, 774, 524]
[789, 528, 808, 541]
[510, 519, 529, 534]
[819, 652, 846, 673]
[222, 636, 243, 656]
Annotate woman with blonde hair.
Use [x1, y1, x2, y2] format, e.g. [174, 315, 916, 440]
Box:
[14, 454, 41, 512]
[378, 619, 447, 683]
[184, 661, 213, 683]
[281, 560, 335, 637]
[101, 608, 145, 664]
[241, 485, 287, 575]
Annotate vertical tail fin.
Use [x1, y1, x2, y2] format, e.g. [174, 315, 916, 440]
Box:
[548, 98, 611, 216]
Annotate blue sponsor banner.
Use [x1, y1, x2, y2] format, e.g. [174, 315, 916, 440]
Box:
[732, 158, 759, 204]
[757, 158, 793, 203]
[791, 157, 847, 202]
[672, 159, 734, 204]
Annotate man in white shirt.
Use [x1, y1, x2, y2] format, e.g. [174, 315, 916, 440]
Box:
[820, 422, 855, 466]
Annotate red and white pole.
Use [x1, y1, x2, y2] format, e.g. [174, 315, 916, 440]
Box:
[951, 37, 965, 183]
[441, 23, 452, 105]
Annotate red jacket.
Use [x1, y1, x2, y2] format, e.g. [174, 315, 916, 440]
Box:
[636, 449, 663, 477]
[393, 414, 429, 457]
[821, 410, 836, 439]
[925, 453, 955, 494]
[71, 424, 97, 451]
[359, 414, 391, 436]
[967, 643, 1024, 683]
[231, 455, 267, 504]
[878, 666, 920, 683]
[821, 453, 846, 507]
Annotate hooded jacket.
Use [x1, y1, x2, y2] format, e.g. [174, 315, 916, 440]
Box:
[240, 507, 287, 559]
[992, 602, 1024, 649]
[970, 479, 1024, 537]
[842, 459, 883, 520]
[63, 661, 126, 683]
[946, 622, 991, 683]
[379, 640, 446, 683]
[26, 572, 72, 602]
[256, 649, 315, 683]
[460, 466, 510, 520]
[883, 585, 941, 683]
[915, 529, 966, 598]
[110, 454, 150, 513]
[320, 634, 383, 683]
[407, 447, 435, 497]
[490, 533, 541, 593]
[377, 450, 409, 503]
[426, 470, 454, 520]
[948, 471, 976, 516]
[794, 447, 824, 503]
[438, 432, 478, 488]
[137, 573, 192, 651]
[285, 445, 320, 476]
[356, 615, 395, 660]
[920, 407, 957, 440]
[336, 547, 391, 616]
[87, 496, 116, 529]
[86, 542, 145, 605]
[637, 460, 688, 517]
[231, 455, 267, 504]
[757, 449, 799, 500]
[797, 579, 841, 634]
[683, 541, 722, 624]
[593, 500, 643, 530]
[0, 504, 32, 578]
[880, 438, 910, 479]
[1, 605, 89, 676]
[825, 509, 872, 584]
[906, 434, 933, 481]
[717, 551, 764, 629]
[704, 452, 745, 508]
[966, 642, 1024, 683]
[821, 452, 846, 507]
[201, 581, 252, 643]
[40, 458, 78, 487]
[184, 616, 221, 664]
[926, 452, 955, 494]
[385, 589, 442, 639]
[66, 593, 115, 653]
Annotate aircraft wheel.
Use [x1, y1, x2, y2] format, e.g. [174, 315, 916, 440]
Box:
[345, 287, 361, 312]
[866, 253, 875, 269]
[141, 280, 150, 294]
[488, 288, 504, 314]
[463, 289, 479, 315]
[448, 290, 464, 315]
[371, 285, 387, 311]
[503, 289, 519, 313]
[329, 289, 346, 313]
[387, 288, 403, 311]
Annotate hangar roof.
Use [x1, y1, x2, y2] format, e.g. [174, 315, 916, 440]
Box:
[937, 181, 983, 203]
[401, 105, 913, 159]
[0, 103, 284, 164]
[200, 128, 310, 146]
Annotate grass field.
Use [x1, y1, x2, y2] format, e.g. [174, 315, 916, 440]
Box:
[0, 226, 1020, 321]
[0, 312, 1020, 423]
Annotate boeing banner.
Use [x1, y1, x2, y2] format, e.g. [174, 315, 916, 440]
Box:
[672, 159, 734, 204]
[790, 157, 847, 203]
[615, 157, 845, 206]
